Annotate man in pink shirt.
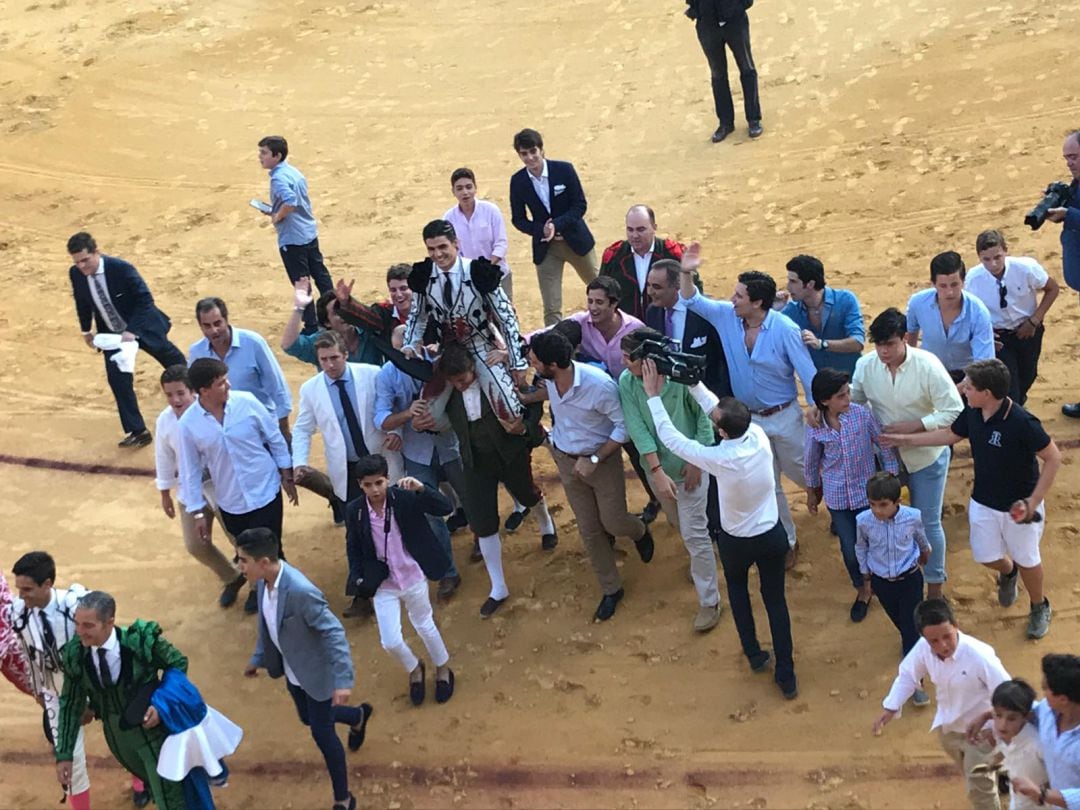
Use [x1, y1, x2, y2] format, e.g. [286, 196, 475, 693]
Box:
[443, 168, 513, 299]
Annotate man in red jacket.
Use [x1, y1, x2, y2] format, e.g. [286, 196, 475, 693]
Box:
[599, 205, 686, 321]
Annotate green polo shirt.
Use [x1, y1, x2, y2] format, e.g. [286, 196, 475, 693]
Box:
[618, 369, 714, 482]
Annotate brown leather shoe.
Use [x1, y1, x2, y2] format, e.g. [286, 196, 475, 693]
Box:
[343, 596, 373, 619]
[437, 575, 461, 600]
[785, 542, 799, 570]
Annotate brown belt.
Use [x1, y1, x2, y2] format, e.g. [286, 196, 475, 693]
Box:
[872, 564, 920, 583]
[754, 400, 793, 417]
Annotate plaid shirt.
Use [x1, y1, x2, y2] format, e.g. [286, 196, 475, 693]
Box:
[804, 403, 899, 510]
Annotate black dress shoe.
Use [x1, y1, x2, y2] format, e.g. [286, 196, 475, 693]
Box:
[119, 430, 153, 448]
[332, 794, 357, 810]
[342, 595, 373, 619]
[410, 663, 426, 706]
[593, 588, 624, 622]
[469, 536, 483, 563]
[711, 124, 733, 143]
[777, 677, 799, 700]
[850, 595, 871, 623]
[541, 531, 558, 551]
[243, 589, 258, 615]
[1063, 403, 1080, 419]
[748, 120, 764, 138]
[639, 501, 661, 525]
[437, 575, 461, 600]
[435, 668, 455, 704]
[132, 788, 151, 808]
[504, 507, 530, 533]
[446, 508, 469, 533]
[749, 650, 772, 673]
[479, 596, 507, 618]
[347, 704, 373, 751]
[634, 529, 655, 563]
[219, 574, 246, 608]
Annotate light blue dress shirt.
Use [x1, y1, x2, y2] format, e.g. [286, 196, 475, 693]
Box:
[854, 504, 930, 578]
[547, 361, 628, 454]
[324, 365, 364, 462]
[682, 291, 818, 412]
[781, 287, 865, 375]
[177, 390, 292, 514]
[905, 289, 995, 373]
[373, 363, 460, 467]
[269, 161, 318, 247]
[189, 328, 293, 418]
[1033, 699, 1080, 809]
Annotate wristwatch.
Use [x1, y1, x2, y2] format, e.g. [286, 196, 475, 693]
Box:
[589, 454, 601, 465]
[192, 512, 205, 520]
[820, 339, 829, 351]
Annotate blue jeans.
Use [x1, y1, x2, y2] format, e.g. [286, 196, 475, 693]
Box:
[827, 506, 867, 589]
[906, 450, 949, 585]
[285, 681, 362, 803]
[404, 457, 459, 578]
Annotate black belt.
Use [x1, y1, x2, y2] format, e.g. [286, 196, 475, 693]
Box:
[753, 400, 793, 417]
[552, 443, 597, 461]
[872, 564, 920, 583]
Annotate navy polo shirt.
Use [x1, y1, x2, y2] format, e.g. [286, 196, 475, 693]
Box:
[950, 399, 1050, 511]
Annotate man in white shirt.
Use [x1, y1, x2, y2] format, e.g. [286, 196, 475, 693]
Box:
[154, 365, 245, 609]
[642, 359, 797, 700]
[967, 229, 1059, 405]
[873, 598, 1010, 810]
[529, 331, 653, 622]
[444, 167, 513, 298]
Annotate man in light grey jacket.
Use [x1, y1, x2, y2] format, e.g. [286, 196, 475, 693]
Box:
[239, 528, 372, 810]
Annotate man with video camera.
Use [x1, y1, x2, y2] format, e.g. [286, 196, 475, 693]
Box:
[1044, 131, 1080, 418]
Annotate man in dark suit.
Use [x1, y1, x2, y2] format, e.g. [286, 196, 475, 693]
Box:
[67, 232, 186, 448]
[509, 128, 598, 326]
[600, 205, 687, 321]
[686, 0, 763, 143]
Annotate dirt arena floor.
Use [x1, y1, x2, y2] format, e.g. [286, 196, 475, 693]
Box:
[2, 0, 1080, 806]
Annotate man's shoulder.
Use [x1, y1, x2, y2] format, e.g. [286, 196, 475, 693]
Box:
[102, 255, 137, 274]
[601, 240, 630, 265]
[236, 327, 272, 349]
[907, 288, 935, 308]
[656, 238, 685, 259]
[766, 308, 801, 333]
[155, 406, 178, 431]
[348, 362, 382, 383]
[829, 287, 862, 309]
[895, 504, 924, 523]
[577, 360, 616, 386]
[962, 290, 992, 316]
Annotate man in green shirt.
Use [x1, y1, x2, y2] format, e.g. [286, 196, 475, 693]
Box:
[618, 327, 722, 632]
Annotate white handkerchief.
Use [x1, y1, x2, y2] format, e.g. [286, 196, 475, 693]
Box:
[109, 340, 139, 374]
[92, 333, 123, 351]
[553, 184, 566, 195]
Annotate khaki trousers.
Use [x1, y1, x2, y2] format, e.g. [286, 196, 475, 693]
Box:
[551, 445, 644, 595]
[937, 729, 1001, 810]
[535, 241, 599, 325]
[178, 483, 238, 584]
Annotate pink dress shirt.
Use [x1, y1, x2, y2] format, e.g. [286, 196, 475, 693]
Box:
[567, 311, 646, 378]
[443, 200, 511, 278]
[369, 500, 426, 592]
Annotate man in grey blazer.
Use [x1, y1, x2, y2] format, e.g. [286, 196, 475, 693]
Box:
[239, 528, 372, 810]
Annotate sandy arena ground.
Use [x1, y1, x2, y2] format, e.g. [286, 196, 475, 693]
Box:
[2, 0, 1080, 807]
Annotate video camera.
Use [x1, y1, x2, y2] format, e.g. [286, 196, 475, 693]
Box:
[1025, 181, 1072, 231]
[628, 337, 706, 386]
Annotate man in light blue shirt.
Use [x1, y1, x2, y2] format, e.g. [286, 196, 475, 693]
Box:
[678, 243, 817, 562]
[256, 136, 333, 334]
[1024, 654, 1080, 809]
[906, 251, 995, 380]
[189, 297, 293, 442]
[178, 358, 297, 614]
[779, 254, 865, 376]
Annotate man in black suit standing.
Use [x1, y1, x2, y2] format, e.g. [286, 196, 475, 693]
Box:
[687, 0, 763, 143]
[509, 128, 598, 326]
[67, 232, 186, 447]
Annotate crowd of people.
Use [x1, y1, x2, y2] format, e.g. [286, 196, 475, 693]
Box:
[2, 125, 1080, 810]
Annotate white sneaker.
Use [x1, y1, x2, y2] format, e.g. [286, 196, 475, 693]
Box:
[912, 688, 931, 707]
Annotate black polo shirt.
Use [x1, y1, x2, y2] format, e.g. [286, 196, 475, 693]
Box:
[950, 399, 1050, 511]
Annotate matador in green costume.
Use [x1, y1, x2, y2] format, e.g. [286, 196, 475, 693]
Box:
[54, 591, 188, 810]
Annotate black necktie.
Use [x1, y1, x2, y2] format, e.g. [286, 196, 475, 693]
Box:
[334, 379, 369, 459]
[442, 272, 454, 309]
[97, 648, 113, 688]
[38, 611, 57, 653]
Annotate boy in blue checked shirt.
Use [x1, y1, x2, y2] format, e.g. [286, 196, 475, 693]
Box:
[856, 471, 931, 704]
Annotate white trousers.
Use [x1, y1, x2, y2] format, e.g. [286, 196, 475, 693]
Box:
[649, 473, 720, 607]
[373, 580, 450, 672]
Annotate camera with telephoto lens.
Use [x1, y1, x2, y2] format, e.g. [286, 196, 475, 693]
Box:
[629, 337, 707, 386]
[1025, 181, 1072, 231]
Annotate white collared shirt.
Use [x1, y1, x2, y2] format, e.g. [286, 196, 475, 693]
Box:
[86, 262, 126, 332]
[528, 160, 551, 211]
[882, 631, 1010, 733]
[965, 256, 1050, 331]
[547, 362, 628, 455]
[995, 724, 1046, 810]
[261, 564, 300, 686]
[90, 628, 121, 685]
[462, 380, 483, 422]
[437, 257, 461, 306]
[633, 246, 654, 293]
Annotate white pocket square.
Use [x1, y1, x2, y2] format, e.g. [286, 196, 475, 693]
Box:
[553, 184, 566, 195]
[690, 336, 707, 348]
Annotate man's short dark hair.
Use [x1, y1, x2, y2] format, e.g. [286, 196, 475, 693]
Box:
[386, 263, 411, 283]
[314, 330, 347, 355]
[438, 342, 475, 377]
[715, 397, 752, 439]
[550, 318, 583, 349]
[786, 255, 826, 291]
[992, 679, 1037, 714]
[450, 167, 476, 186]
[866, 471, 902, 502]
[77, 591, 116, 622]
[586, 276, 621, 306]
[737, 271, 776, 311]
[1043, 653, 1080, 703]
[257, 135, 288, 161]
[355, 453, 389, 480]
[237, 528, 280, 562]
[649, 259, 680, 287]
[930, 251, 965, 282]
[315, 291, 337, 328]
[195, 297, 229, 322]
[964, 359, 1010, 400]
[620, 326, 665, 354]
[12, 551, 56, 586]
[529, 331, 573, 368]
[975, 229, 1007, 254]
[188, 358, 229, 393]
[422, 219, 457, 242]
[810, 368, 850, 412]
[868, 308, 907, 344]
[513, 128, 543, 152]
[67, 232, 97, 255]
[914, 598, 956, 631]
[160, 364, 191, 388]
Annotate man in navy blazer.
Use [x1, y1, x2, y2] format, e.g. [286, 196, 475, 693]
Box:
[67, 232, 186, 447]
[509, 128, 598, 325]
[239, 528, 371, 810]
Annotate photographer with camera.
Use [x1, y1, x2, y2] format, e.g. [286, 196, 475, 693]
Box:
[679, 242, 818, 568]
[617, 327, 722, 634]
